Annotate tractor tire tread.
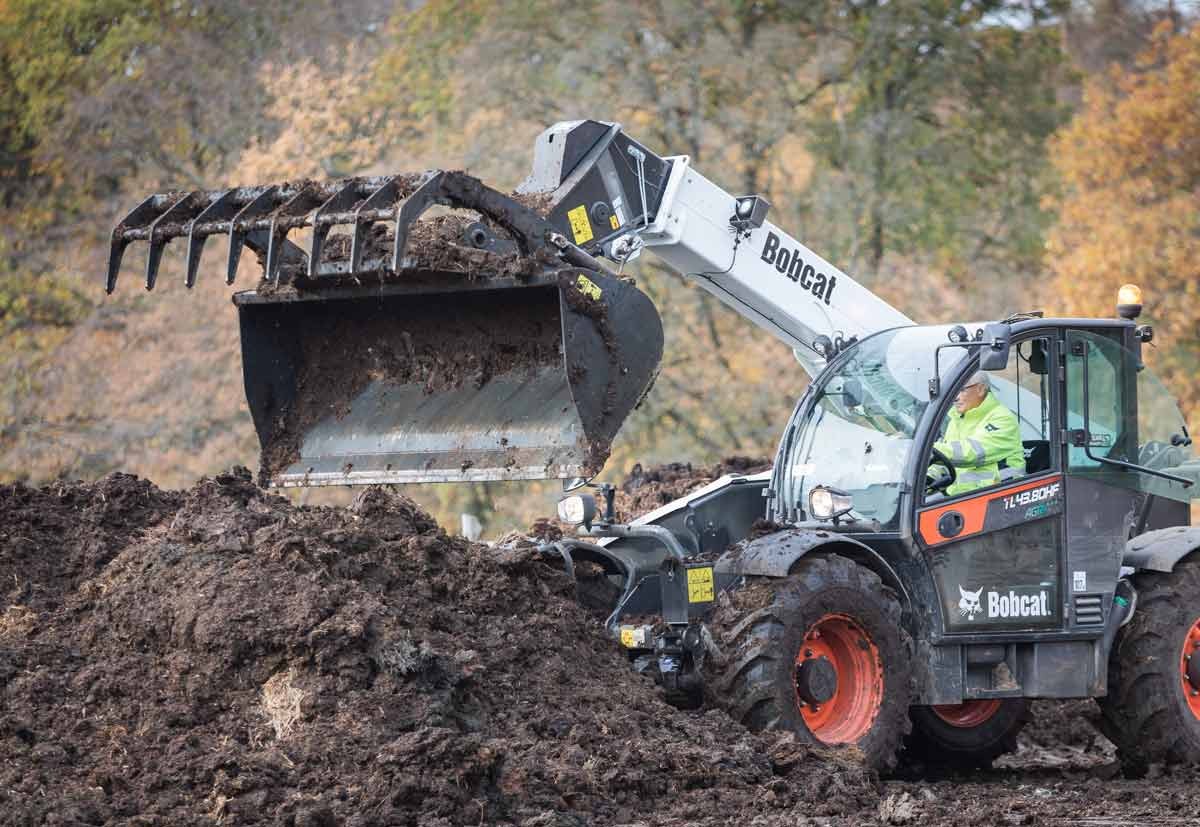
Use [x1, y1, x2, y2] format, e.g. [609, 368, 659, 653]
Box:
[1100, 554, 1200, 773]
[904, 699, 1029, 769]
[704, 553, 913, 772]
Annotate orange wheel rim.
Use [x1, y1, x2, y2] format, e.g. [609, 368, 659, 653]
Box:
[794, 613, 883, 744]
[1183, 615, 1200, 722]
[931, 699, 1003, 728]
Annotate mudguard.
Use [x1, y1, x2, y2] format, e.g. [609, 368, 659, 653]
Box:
[714, 528, 911, 611]
[1124, 525, 1200, 573]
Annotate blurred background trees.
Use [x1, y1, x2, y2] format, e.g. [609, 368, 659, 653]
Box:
[0, 0, 1196, 532]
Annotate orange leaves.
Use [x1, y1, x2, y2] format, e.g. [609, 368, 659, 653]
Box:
[1048, 24, 1200, 418]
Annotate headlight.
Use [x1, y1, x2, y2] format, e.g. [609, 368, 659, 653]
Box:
[809, 486, 853, 520]
[557, 494, 596, 527]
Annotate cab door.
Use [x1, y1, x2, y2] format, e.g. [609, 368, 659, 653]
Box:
[915, 334, 1066, 637]
[1059, 327, 1193, 632]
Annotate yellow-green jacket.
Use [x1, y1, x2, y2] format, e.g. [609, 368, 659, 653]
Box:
[934, 392, 1025, 496]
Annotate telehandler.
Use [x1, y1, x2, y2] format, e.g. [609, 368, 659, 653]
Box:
[107, 120, 1200, 772]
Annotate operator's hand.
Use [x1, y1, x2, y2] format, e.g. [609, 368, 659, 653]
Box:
[925, 464, 951, 491]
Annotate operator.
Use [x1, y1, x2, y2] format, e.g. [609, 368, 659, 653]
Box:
[931, 370, 1025, 497]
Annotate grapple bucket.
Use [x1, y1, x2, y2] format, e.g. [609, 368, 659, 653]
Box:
[237, 270, 661, 485]
[105, 168, 663, 486]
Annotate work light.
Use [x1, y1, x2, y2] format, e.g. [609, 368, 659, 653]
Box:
[557, 494, 597, 528]
[809, 486, 854, 521]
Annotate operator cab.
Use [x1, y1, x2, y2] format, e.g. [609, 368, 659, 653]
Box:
[771, 313, 1195, 658]
[773, 317, 1194, 530]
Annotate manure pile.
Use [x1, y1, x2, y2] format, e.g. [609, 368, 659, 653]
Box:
[1, 468, 1194, 826]
[614, 457, 772, 522]
[0, 470, 869, 826]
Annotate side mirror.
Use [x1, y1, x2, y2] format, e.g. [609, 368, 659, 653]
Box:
[979, 323, 1011, 371]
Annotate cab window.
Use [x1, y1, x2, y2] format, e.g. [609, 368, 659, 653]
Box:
[1066, 330, 1195, 502]
[1064, 331, 1130, 472]
[924, 336, 1053, 502]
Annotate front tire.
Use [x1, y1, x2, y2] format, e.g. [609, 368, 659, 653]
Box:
[706, 554, 913, 772]
[907, 699, 1029, 768]
[1101, 555, 1200, 774]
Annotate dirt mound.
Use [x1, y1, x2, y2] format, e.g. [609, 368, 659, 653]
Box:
[0, 469, 876, 825]
[4, 471, 1197, 825]
[615, 456, 771, 521]
[0, 473, 182, 615]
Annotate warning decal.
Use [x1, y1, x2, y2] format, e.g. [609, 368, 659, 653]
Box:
[687, 566, 715, 603]
[567, 205, 594, 244]
[575, 274, 602, 300]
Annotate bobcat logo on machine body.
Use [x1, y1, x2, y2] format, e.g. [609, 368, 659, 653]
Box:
[958, 586, 983, 620]
[956, 584, 1053, 622]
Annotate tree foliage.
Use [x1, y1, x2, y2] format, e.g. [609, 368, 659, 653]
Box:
[0, 0, 1195, 531]
[1047, 22, 1200, 415]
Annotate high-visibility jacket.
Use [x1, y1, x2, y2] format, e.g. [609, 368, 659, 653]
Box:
[934, 391, 1025, 496]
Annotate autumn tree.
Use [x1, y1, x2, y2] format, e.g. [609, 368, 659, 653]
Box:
[0, 0, 391, 484]
[1047, 22, 1200, 417]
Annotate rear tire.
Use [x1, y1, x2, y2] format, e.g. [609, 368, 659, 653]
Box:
[906, 699, 1029, 768]
[705, 554, 913, 772]
[1101, 555, 1200, 774]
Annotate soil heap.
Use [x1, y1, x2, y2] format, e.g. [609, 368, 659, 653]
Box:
[614, 457, 771, 523]
[4, 469, 1195, 826]
[0, 470, 871, 826]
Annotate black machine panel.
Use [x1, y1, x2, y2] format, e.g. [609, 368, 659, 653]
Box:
[546, 127, 674, 254]
[927, 518, 1063, 634]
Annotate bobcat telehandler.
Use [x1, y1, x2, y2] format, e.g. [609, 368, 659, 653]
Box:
[107, 120, 1200, 773]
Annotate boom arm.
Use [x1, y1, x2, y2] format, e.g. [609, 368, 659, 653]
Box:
[522, 120, 913, 376]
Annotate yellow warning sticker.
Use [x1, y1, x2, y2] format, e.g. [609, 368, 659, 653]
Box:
[620, 628, 636, 648]
[609, 214, 620, 230]
[576, 274, 602, 301]
[687, 566, 715, 603]
[567, 204, 594, 244]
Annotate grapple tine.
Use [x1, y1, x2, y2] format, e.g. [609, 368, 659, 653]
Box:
[186, 189, 240, 288]
[145, 192, 207, 290]
[351, 177, 401, 273]
[266, 184, 323, 284]
[309, 181, 362, 278]
[392, 171, 446, 270]
[227, 187, 279, 285]
[106, 194, 165, 294]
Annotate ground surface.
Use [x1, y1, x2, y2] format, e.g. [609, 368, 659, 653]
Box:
[0, 468, 1195, 826]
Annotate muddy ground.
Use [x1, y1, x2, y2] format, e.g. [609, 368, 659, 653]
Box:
[1, 471, 1196, 826]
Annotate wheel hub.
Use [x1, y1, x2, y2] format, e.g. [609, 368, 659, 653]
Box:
[793, 614, 884, 745]
[1184, 617, 1200, 722]
[796, 655, 837, 706]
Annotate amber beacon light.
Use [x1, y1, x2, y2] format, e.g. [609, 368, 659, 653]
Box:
[1117, 283, 1143, 320]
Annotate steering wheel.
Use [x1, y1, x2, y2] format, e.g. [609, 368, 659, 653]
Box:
[926, 446, 957, 494]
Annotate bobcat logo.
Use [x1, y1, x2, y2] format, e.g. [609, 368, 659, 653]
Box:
[958, 586, 984, 620]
